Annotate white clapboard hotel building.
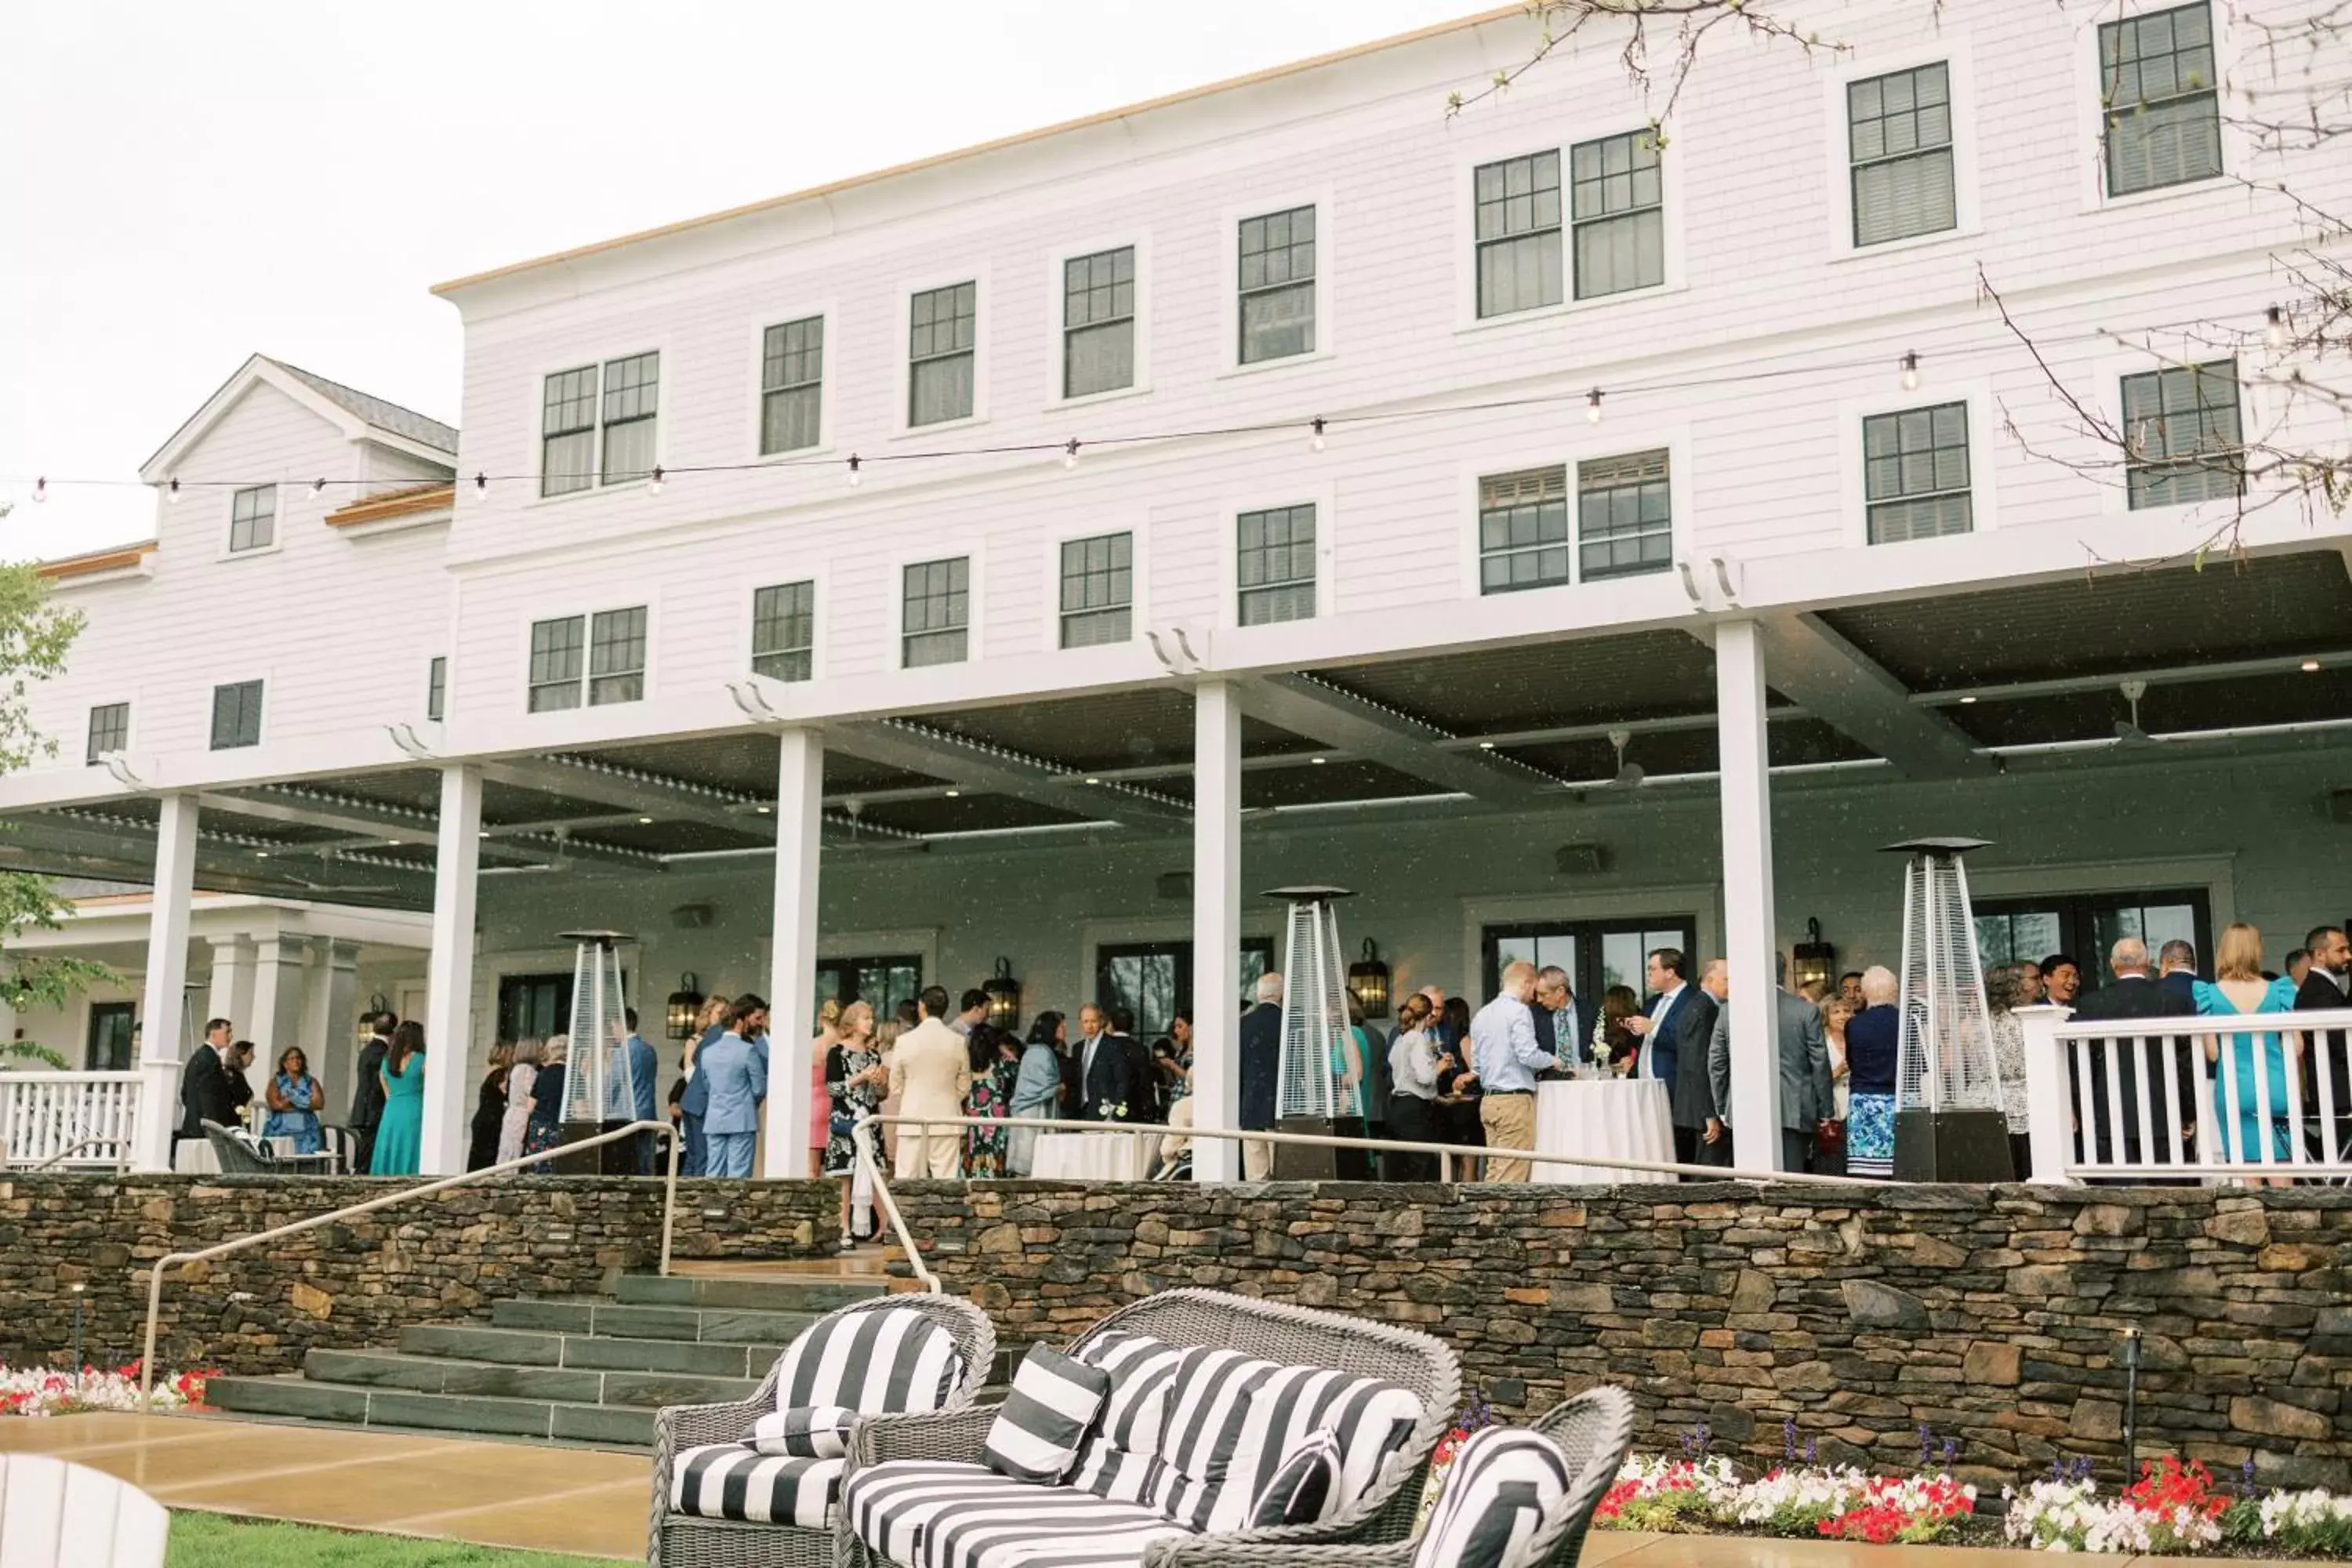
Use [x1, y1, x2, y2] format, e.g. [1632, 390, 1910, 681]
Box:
[5, 1, 2347, 1178]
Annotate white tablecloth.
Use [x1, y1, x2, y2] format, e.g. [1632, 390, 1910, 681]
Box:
[1031, 1130, 1157, 1182]
[1531, 1079, 1674, 1185]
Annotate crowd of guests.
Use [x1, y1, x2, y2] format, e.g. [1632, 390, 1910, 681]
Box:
[177, 1007, 426, 1175]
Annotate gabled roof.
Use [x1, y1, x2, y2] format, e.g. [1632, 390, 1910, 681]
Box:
[266, 358, 459, 455]
[140, 354, 459, 479]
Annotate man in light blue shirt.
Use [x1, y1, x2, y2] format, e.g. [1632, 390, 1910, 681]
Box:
[1471, 960, 1565, 1181]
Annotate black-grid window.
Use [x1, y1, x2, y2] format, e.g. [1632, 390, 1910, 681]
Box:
[588, 607, 648, 706]
[600, 353, 659, 485]
[760, 318, 824, 455]
[2100, 2, 2222, 196]
[541, 367, 599, 497]
[1849, 64, 1957, 245]
[1475, 151, 1564, 318]
[85, 703, 129, 764]
[1864, 405, 1974, 543]
[1577, 450, 1675, 579]
[902, 557, 970, 668]
[1238, 205, 1316, 364]
[752, 581, 815, 682]
[1479, 466, 1571, 595]
[426, 657, 446, 722]
[1237, 505, 1316, 626]
[528, 616, 586, 712]
[1570, 132, 1664, 299]
[1059, 532, 1133, 648]
[209, 681, 262, 750]
[228, 485, 276, 553]
[1064, 247, 1136, 399]
[2122, 360, 2242, 508]
[909, 283, 977, 426]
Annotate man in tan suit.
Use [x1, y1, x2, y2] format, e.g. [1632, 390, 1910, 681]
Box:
[891, 985, 971, 1180]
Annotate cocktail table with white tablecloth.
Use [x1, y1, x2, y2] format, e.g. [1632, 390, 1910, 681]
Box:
[1530, 1078, 1675, 1184]
[1029, 1128, 1158, 1181]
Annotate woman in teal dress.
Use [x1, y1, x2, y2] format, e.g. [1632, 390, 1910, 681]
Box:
[2194, 923, 2301, 1185]
[370, 1022, 427, 1176]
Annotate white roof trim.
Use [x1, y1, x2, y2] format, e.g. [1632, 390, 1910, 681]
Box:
[140, 356, 455, 480]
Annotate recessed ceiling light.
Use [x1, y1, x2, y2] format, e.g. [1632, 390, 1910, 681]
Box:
[477, 830, 491, 839]
[944, 789, 960, 798]
[252, 851, 269, 859]
[755, 804, 771, 814]
[1478, 741, 1496, 750]
[2303, 659, 2322, 673]
[637, 815, 654, 825]
[1311, 756, 1327, 765]
[1083, 776, 1101, 785]
[1959, 695, 1978, 705]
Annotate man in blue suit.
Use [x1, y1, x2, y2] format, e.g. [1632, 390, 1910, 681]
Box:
[1622, 948, 1715, 1164]
[699, 997, 770, 1179]
[607, 1008, 661, 1173]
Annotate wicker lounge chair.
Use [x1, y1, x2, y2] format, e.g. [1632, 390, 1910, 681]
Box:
[648, 1292, 995, 1568]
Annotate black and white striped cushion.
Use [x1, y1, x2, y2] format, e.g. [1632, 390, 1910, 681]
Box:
[845, 1459, 1192, 1568]
[1247, 1428, 1341, 1529]
[748, 1403, 855, 1457]
[1204, 1367, 1422, 1531]
[1068, 1330, 1185, 1503]
[983, 1346, 1112, 1484]
[671, 1443, 844, 1526]
[773, 1305, 965, 1417]
[1142, 1346, 1279, 1529]
[1411, 1427, 1575, 1568]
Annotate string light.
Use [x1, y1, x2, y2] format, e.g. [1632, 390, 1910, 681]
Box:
[167, 478, 181, 505]
[847, 454, 863, 488]
[31, 478, 44, 503]
[1900, 350, 1921, 391]
[1062, 438, 1080, 471]
[2266, 305, 2288, 350]
[474, 471, 488, 496]
[1309, 417, 1327, 452]
[311, 477, 328, 498]
[648, 465, 666, 495]
[1586, 389, 1603, 425]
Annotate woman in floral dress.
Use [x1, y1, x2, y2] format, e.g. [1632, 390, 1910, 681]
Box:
[962, 1025, 1018, 1178]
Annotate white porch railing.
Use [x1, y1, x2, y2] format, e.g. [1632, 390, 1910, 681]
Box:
[2018, 1003, 2352, 1183]
[0, 1072, 141, 1171]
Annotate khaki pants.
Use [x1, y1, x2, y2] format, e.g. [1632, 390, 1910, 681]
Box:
[1242, 1134, 1273, 1181]
[904, 1126, 963, 1180]
[1479, 1094, 1538, 1182]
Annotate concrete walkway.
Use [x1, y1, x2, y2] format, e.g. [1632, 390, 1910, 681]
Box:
[0, 1411, 2316, 1568]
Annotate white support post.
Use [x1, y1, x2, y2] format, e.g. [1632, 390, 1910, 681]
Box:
[132, 793, 199, 1171]
[316, 940, 361, 1101]
[246, 935, 305, 1070]
[764, 728, 824, 1179]
[2017, 1004, 2077, 1183]
[205, 937, 256, 1044]
[419, 764, 482, 1175]
[1715, 620, 1785, 1163]
[1192, 680, 1243, 1183]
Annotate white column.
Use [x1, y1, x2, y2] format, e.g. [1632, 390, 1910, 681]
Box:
[131, 793, 200, 1171]
[419, 764, 483, 1175]
[2017, 1004, 2077, 1183]
[764, 728, 823, 1178]
[246, 935, 305, 1069]
[309, 940, 362, 1105]
[205, 937, 256, 1041]
[1715, 620, 1784, 1163]
[1192, 680, 1243, 1183]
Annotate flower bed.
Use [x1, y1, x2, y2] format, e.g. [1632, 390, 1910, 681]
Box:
[0, 1364, 214, 1417]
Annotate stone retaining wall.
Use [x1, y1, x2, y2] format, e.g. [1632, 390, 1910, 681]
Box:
[891, 1178, 2352, 1490]
[0, 1174, 838, 1376]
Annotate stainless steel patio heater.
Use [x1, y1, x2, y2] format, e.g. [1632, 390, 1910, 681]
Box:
[1265, 885, 1358, 1180]
[1882, 839, 2013, 1181]
[557, 929, 638, 1174]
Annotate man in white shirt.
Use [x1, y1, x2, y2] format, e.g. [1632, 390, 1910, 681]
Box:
[1468, 960, 1565, 1181]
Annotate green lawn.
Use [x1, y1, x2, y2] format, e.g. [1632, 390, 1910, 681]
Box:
[168, 1512, 618, 1567]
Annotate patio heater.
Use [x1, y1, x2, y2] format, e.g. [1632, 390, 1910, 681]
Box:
[1265, 885, 1357, 1181]
[1882, 839, 2013, 1181]
[557, 930, 637, 1175]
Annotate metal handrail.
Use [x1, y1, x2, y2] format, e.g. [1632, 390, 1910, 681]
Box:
[851, 1116, 938, 1293]
[866, 1111, 1871, 1187]
[139, 1117, 680, 1401]
[27, 1134, 130, 1172]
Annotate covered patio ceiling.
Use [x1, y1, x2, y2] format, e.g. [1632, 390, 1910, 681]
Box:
[2, 550, 2345, 910]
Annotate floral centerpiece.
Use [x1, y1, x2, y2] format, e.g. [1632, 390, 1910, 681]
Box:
[0, 1363, 216, 1417]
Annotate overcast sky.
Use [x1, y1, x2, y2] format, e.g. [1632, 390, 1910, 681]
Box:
[0, 1, 1489, 561]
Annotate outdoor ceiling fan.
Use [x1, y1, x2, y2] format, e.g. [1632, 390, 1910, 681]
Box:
[1606, 728, 1646, 788]
[2113, 680, 2158, 747]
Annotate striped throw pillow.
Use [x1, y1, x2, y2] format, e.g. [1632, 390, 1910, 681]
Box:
[1412, 1427, 1575, 1568]
[1144, 1346, 1281, 1529]
[1206, 1366, 1423, 1532]
[771, 1305, 965, 1417]
[1069, 1330, 1185, 1503]
[1247, 1428, 1341, 1529]
[747, 1404, 855, 1458]
[982, 1346, 1112, 1483]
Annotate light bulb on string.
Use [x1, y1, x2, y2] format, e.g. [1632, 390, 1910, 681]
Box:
[1586, 390, 1603, 425]
[1900, 351, 1921, 391]
[2265, 306, 2288, 351]
[1309, 417, 1327, 452]
[648, 466, 666, 495]
[31, 477, 45, 503]
[167, 478, 182, 505]
[311, 477, 328, 501]
[1062, 438, 1080, 471]
[473, 471, 488, 498]
[847, 454, 863, 488]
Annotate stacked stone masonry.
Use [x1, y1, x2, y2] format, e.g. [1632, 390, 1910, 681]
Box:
[890, 1179, 2352, 1491]
[0, 1175, 838, 1376]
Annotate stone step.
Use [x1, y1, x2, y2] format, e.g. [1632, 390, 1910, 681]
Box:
[612, 1272, 884, 1312]
[303, 1348, 760, 1409]
[493, 1297, 822, 1344]
[205, 1374, 656, 1446]
[401, 1323, 789, 1379]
